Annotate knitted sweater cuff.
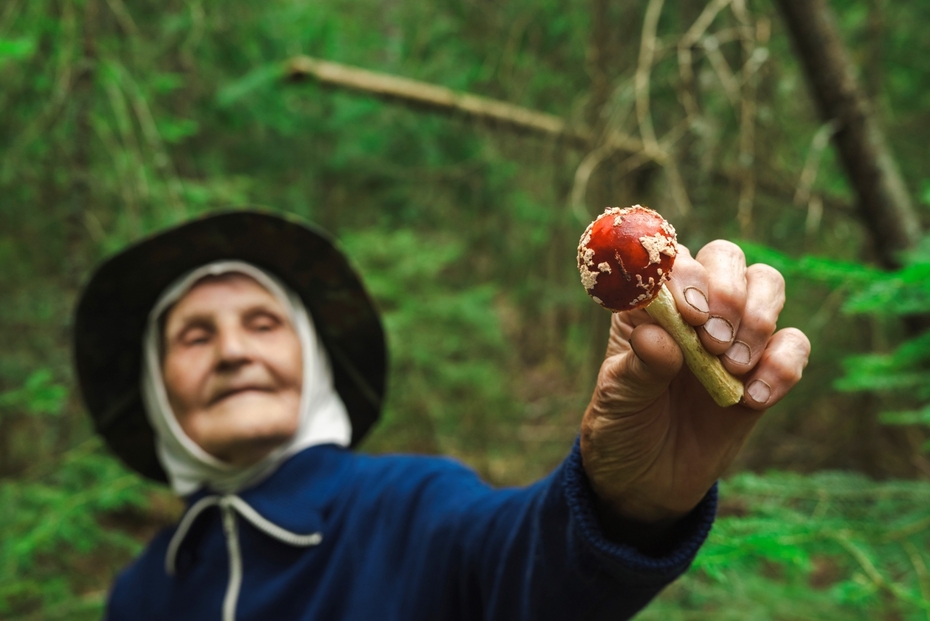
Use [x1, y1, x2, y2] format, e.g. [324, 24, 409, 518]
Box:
[560, 437, 717, 584]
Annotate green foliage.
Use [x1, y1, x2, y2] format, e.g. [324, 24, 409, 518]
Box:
[643, 472, 930, 621]
[341, 227, 518, 464]
[742, 240, 930, 449]
[0, 370, 67, 417]
[0, 37, 36, 63]
[215, 64, 286, 108]
[0, 445, 156, 620]
[738, 241, 884, 289]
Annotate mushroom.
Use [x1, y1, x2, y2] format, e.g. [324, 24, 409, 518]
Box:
[577, 205, 743, 407]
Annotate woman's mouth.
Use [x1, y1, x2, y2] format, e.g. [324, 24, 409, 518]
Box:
[211, 386, 273, 405]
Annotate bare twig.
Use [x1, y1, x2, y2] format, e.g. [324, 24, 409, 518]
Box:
[797, 119, 840, 240]
[735, 9, 771, 86]
[903, 541, 930, 621]
[794, 119, 841, 206]
[834, 534, 930, 608]
[84, 208, 108, 243]
[282, 55, 854, 215]
[664, 162, 694, 216]
[680, 0, 734, 60]
[92, 113, 138, 229]
[569, 142, 620, 224]
[732, 0, 759, 234]
[635, 0, 691, 215]
[634, 0, 665, 154]
[587, 0, 612, 129]
[738, 46, 770, 87]
[600, 79, 637, 146]
[805, 194, 823, 237]
[834, 536, 892, 591]
[882, 513, 930, 542]
[100, 69, 147, 227]
[613, 117, 691, 178]
[286, 56, 591, 147]
[678, 0, 733, 118]
[701, 35, 741, 107]
[103, 0, 138, 36]
[730, 0, 756, 49]
[701, 26, 744, 47]
[111, 63, 186, 216]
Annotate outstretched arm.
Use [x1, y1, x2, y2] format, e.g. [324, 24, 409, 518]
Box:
[378, 444, 717, 621]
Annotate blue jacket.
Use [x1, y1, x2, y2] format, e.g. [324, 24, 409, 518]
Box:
[106, 441, 716, 620]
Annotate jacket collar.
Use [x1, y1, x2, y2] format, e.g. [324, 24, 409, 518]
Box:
[184, 443, 352, 534]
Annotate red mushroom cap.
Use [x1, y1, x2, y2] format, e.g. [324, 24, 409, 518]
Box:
[577, 205, 678, 312]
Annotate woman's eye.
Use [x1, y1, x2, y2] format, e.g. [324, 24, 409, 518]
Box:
[250, 314, 280, 332]
[180, 328, 211, 345]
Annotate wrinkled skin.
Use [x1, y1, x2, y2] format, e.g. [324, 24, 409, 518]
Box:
[161, 274, 303, 467]
[580, 241, 810, 543]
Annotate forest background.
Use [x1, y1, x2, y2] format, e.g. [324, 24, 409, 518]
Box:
[2, 0, 930, 619]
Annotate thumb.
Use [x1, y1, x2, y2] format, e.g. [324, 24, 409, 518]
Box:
[595, 323, 684, 416]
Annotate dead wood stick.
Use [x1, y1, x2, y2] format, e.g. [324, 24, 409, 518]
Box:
[286, 56, 593, 146]
[283, 55, 853, 215]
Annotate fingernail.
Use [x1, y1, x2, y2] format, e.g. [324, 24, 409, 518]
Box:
[703, 316, 734, 343]
[683, 287, 709, 314]
[724, 340, 752, 365]
[747, 379, 771, 405]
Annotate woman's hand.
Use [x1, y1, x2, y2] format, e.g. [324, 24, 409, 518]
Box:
[580, 240, 811, 533]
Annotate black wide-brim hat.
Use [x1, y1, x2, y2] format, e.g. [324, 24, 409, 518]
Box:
[73, 209, 387, 483]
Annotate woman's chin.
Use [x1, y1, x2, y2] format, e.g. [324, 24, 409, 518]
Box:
[209, 430, 297, 467]
[192, 392, 301, 466]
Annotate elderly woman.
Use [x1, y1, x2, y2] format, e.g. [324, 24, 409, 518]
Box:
[74, 210, 809, 621]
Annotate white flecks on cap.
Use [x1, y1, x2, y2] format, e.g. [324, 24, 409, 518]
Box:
[639, 232, 677, 265]
[580, 266, 599, 291]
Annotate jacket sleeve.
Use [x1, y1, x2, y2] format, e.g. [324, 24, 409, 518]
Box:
[389, 438, 716, 621]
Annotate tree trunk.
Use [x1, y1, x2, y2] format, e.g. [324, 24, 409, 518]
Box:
[773, 0, 922, 269]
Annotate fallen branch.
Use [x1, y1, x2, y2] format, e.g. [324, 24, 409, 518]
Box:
[283, 55, 853, 215]
[285, 56, 592, 147]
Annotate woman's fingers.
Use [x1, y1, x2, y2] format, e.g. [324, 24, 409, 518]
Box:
[741, 327, 811, 410]
[665, 245, 711, 327]
[636, 241, 799, 393]
[670, 241, 749, 356]
[720, 263, 786, 375]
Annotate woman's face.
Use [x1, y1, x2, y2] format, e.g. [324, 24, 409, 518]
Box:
[161, 274, 303, 467]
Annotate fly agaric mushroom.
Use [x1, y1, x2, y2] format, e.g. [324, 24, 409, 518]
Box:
[578, 205, 744, 407]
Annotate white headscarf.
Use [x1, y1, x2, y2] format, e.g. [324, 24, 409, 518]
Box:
[140, 260, 353, 496]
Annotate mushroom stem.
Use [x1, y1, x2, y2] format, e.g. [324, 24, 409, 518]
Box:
[644, 285, 744, 407]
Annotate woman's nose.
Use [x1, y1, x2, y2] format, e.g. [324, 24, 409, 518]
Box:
[215, 325, 252, 366]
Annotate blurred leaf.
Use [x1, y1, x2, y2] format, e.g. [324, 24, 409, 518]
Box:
[880, 405, 930, 426]
[0, 370, 67, 416]
[739, 242, 883, 287]
[150, 72, 185, 94]
[216, 64, 286, 107]
[0, 37, 36, 62]
[155, 117, 199, 144]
